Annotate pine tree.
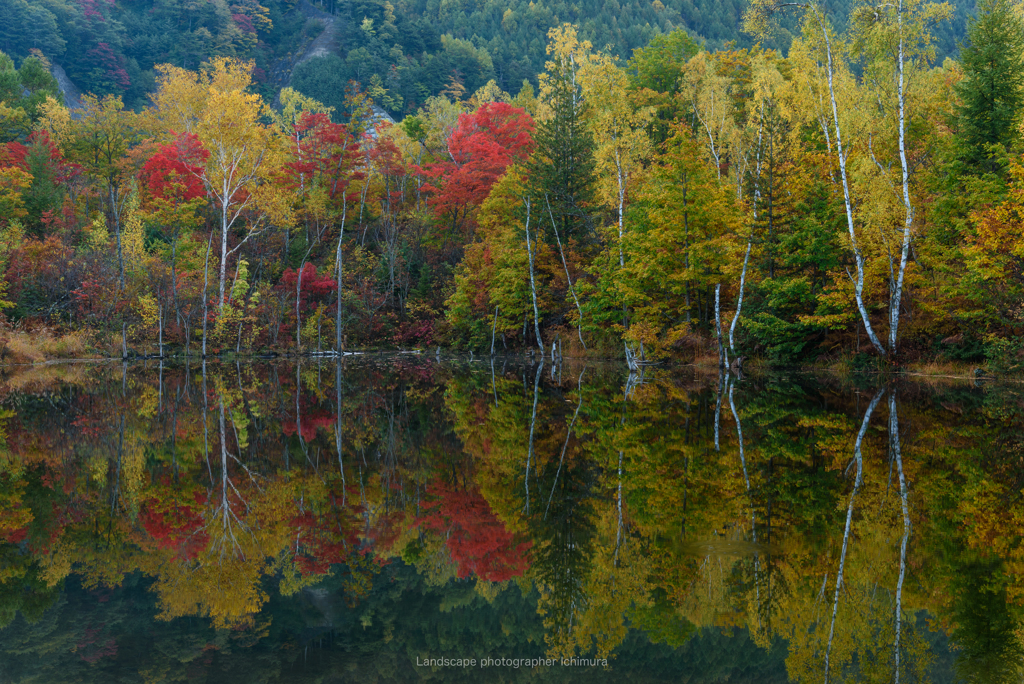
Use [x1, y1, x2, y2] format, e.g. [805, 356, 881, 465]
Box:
[528, 31, 598, 246]
[956, 0, 1024, 167]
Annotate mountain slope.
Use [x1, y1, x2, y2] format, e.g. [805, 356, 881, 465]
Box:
[0, 0, 973, 115]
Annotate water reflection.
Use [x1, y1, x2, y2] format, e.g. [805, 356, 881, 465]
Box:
[0, 358, 1021, 681]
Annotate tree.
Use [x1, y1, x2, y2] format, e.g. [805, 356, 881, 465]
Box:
[528, 25, 598, 247]
[150, 58, 291, 319]
[418, 101, 535, 242]
[67, 94, 139, 289]
[955, 0, 1024, 168]
[851, 0, 951, 356]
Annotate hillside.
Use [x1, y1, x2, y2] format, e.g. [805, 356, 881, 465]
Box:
[0, 0, 972, 115]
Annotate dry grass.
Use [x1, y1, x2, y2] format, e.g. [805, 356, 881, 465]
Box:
[0, 328, 96, 365]
[906, 360, 975, 377]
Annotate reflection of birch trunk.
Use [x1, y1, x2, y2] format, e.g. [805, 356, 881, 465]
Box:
[202, 361, 212, 481]
[824, 387, 885, 683]
[715, 284, 727, 368]
[525, 360, 543, 515]
[214, 397, 248, 559]
[491, 357, 499, 407]
[336, 362, 346, 506]
[714, 372, 726, 451]
[615, 376, 630, 565]
[523, 197, 544, 352]
[729, 375, 763, 630]
[890, 392, 910, 682]
[547, 368, 585, 519]
[202, 232, 213, 358]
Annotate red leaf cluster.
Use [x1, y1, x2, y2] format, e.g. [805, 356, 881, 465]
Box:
[417, 481, 532, 582]
[140, 133, 208, 203]
[418, 102, 535, 219]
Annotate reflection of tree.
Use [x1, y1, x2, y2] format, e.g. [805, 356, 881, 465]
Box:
[890, 392, 911, 683]
[531, 447, 598, 657]
[417, 480, 532, 581]
[823, 387, 883, 683]
[8, 361, 1024, 677]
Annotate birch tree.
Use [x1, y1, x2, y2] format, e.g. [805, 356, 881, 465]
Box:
[851, 0, 951, 355]
[745, 3, 889, 356]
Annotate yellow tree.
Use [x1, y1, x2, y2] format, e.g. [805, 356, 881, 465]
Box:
[581, 53, 655, 273]
[149, 58, 291, 316]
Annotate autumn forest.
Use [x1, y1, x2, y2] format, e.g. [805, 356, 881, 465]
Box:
[0, 0, 1021, 371]
[2, 0, 1024, 678]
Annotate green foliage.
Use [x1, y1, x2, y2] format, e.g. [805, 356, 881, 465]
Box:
[955, 0, 1024, 169]
[0, 51, 60, 141]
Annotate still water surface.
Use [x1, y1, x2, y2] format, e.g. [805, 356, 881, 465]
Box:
[0, 357, 1018, 682]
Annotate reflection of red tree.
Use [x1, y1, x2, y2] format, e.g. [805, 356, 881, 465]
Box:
[287, 501, 361, 576]
[418, 482, 531, 581]
[281, 408, 336, 442]
[76, 625, 118, 663]
[139, 489, 209, 560]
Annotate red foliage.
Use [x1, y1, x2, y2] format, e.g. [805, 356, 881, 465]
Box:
[284, 112, 362, 201]
[281, 407, 336, 442]
[287, 498, 362, 576]
[232, 13, 256, 34]
[139, 493, 210, 560]
[85, 42, 130, 90]
[417, 481, 532, 582]
[1, 141, 28, 168]
[3, 132, 78, 185]
[140, 134, 208, 203]
[418, 102, 535, 220]
[279, 263, 337, 311]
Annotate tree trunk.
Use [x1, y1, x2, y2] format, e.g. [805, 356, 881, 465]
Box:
[811, 8, 887, 357]
[890, 1, 913, 359]
[545, 195, 586, 349]
[729, 242, 752, 356]
[491, 306, 499, 356]
[523, 197, 544, 353]
[824, 387, 885, 683]
[335, 201, 347, 353]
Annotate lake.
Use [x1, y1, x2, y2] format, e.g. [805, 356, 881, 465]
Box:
[0, 356, 1018, 682]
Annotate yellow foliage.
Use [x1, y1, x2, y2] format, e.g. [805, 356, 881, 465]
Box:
[34, 96, 71, 146]
[0, 165, 32, 222]
[122, 188, 147, 267]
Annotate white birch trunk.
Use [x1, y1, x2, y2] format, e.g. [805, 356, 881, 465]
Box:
[810, 9, 887, 356]
[890, 0, 913, 357]
[335, 201, 347, 353]
[729, 242, 752, 356]
[824, 387, 885, 683]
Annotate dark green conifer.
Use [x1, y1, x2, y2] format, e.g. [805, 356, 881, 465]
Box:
[955, 0, 1024, 167]
[527, 58, 598, 246]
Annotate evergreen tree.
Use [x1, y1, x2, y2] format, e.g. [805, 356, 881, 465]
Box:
[955, 0, 1024, 167]
[528, 43, 598, 246]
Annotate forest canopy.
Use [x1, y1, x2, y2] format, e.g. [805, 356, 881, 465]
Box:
[0, 0, 1022, 369]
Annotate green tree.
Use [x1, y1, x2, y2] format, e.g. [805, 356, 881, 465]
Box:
[528, 25, 598, 247]
[955, 0, 1024, 168]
